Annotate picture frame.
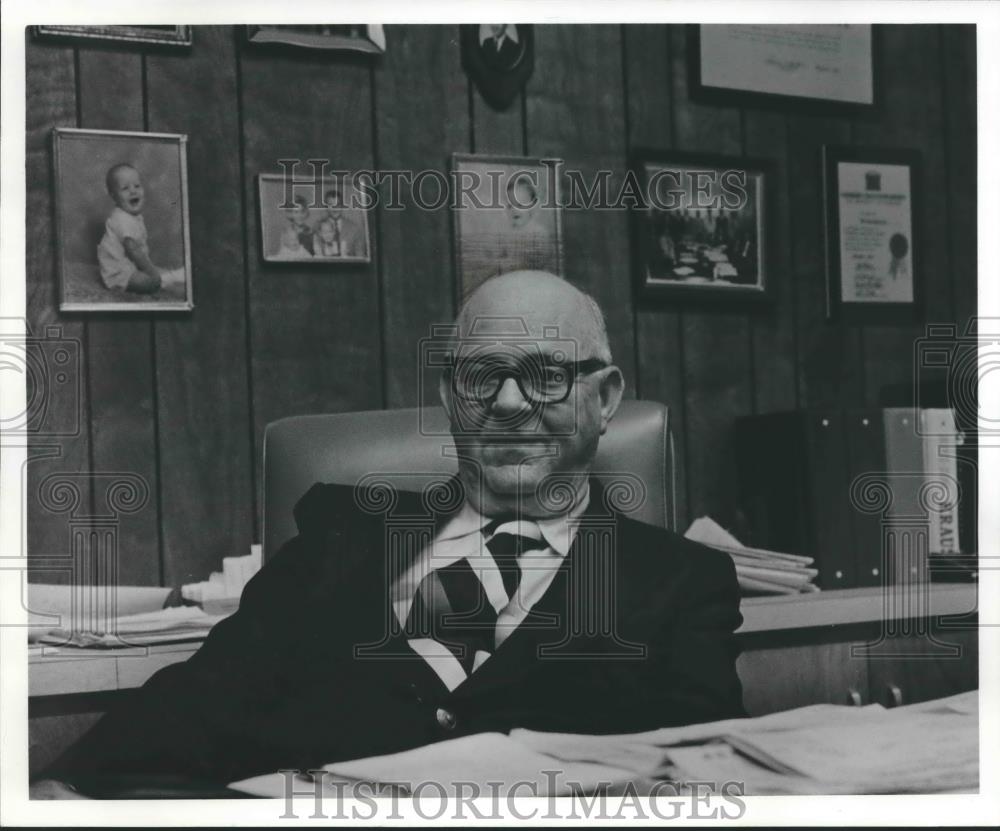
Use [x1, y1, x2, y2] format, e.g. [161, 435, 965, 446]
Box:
[245, 25, 386, 54]
[257, 173, 372, 265]
[689, 24, 877, 113]
[34, 25, 192, 48]
[450, 153, 564, 302]
[460, 24, 535, 111]
[52, 128, 193, 313]
[823, 145, 922, 322]
[631, 150, 772, 304]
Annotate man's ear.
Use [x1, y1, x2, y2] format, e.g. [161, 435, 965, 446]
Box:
[597, 366, 625, 435]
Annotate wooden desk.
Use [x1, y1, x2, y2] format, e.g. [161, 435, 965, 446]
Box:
[736, 583, 978, 716]
[28, 583, 979, 774]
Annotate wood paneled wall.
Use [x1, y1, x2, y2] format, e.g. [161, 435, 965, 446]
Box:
[25, 25, 977, 585]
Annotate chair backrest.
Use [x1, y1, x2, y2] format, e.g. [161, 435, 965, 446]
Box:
[262, 400, 676, 559]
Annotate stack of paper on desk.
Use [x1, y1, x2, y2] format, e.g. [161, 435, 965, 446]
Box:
[27, 583, 172, 642]
[685, 516, 819, 594]
[39, 606, 227, 648]
[181, 544, 262, 612]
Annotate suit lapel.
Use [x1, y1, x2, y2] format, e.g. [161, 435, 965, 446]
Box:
[336, 479, 465, 656]
[449, 479, 618, 700]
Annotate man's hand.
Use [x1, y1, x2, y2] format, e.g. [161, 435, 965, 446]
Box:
[29, 779, 89, 799]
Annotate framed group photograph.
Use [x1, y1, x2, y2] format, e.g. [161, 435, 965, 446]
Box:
[690, 24, 876, 112]
[631, 151, 772, 304]
[451, 154, 564, 302]
[34, 25, 192, 47]
[257, 173, 371, 264]
[823, 145, 922, 321]
[245, 25, 386, 54]
[52, 128, 193, 313]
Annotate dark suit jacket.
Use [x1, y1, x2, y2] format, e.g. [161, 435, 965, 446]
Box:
[46, 478, 745, 789]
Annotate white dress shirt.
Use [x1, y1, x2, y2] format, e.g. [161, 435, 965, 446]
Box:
[390, 485, 590, 690]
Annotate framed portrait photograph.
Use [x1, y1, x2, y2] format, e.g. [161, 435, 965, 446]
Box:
[245, 25, 386, 54]
[257, 173, 371, 264]
[690, 24, 876, 112]
[823, 145, 922, 321]
[631, 151, 772, 304]
[451, 154, 564, 302]
[52, 128, 193, 313]
[34, 25, 192, 47]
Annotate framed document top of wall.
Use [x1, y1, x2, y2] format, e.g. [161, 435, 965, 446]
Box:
[692, 24, 876, 110]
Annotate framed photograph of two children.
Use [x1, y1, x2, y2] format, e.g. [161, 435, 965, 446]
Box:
[257, 174, 372, 264]
[52, 128, 193, 312]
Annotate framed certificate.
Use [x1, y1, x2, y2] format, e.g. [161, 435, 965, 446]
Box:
[691, 24, 876, 111]
[823, 146, 922, 321]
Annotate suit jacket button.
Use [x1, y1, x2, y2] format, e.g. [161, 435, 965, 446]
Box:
[435, 707, 457, 731]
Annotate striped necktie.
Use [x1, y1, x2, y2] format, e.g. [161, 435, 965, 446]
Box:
[404, 520, 547, 673]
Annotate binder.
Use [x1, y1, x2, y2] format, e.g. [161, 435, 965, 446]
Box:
[736, 411, 854, 590]
[881, 408, 927, 584]
[920, 409, 961, 556]
[844, 410, 887, 588]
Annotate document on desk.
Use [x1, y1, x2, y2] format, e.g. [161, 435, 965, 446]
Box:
[230, 733, 637, 798]
[511, 701, 888, 761]
[727, 711, 978, 793]
[656, 700, 978, 795]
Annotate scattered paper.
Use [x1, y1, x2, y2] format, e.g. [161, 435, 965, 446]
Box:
[512, 701, 888, 754]
[890, 688, 978, 716]
[231, 694, 978, 799]
[506, 733, 668, 774]
[731, 711, 978, 793]
[230, 733, 636, 798]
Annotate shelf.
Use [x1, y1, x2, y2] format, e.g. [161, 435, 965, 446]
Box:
[29, 642, 200, 698]
[737, 583, 977, 634]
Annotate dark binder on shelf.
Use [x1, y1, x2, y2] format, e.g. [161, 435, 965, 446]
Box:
[736, 411, 855, 590]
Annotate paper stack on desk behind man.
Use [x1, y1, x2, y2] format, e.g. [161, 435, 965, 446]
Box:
[685, 516, 819, 595]
[181, 544, 262, 614]
[39, 606, 228, 648]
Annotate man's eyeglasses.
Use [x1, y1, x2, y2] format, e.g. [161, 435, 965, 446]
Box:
[447, 356, 608, 405]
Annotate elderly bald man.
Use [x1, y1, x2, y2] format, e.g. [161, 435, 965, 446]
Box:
[39, 271, 744, 796]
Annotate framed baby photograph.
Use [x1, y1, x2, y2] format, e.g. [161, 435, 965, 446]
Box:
[257, 173, 372, 265]
[451, 153, 564, 302]
[52, 128, 193, 313]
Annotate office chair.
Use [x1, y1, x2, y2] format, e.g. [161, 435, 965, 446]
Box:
[262, 401, 676, 560]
